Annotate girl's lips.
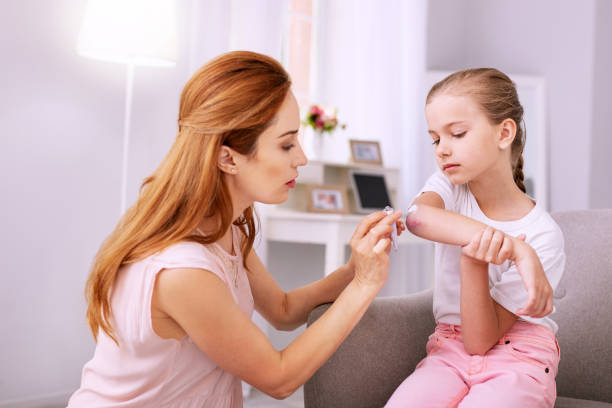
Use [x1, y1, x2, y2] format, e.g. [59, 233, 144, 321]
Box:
[443, 164, 459, 171]
[286, 180, 296, 188]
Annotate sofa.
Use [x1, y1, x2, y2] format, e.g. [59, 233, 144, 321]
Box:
[305, 209, 612, 407]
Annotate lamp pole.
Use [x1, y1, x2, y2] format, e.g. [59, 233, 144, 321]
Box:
[77, 0, 177, 216]
[120, 62, 135, 214]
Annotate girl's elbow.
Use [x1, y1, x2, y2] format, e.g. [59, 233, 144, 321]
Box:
[405, 208, 426, 236]
[463, 340, 491, 356]
[464, 345, 487, 356]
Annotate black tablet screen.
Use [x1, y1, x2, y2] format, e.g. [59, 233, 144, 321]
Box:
[353, 174, 392, 209]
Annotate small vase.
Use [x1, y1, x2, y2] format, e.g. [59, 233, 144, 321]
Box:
[312, 130, 325, 161]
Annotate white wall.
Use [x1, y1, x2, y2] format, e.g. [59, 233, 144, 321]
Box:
[1, 0, 609, 405]
[590, 0, 612, 208]
[0, 0, 191, 404]
[426, 0, 599, 212]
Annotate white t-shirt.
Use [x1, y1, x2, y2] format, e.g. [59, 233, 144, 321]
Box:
[419, 170, 566, 333]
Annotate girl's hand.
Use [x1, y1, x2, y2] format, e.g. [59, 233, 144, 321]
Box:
[462, 227, 552, 317]
[347, 210, 402, 289]
[461, 226, 525, 265]
[512, 241, 554, 317]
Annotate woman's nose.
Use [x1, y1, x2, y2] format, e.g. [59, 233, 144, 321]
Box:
[294, 143, 308, 167]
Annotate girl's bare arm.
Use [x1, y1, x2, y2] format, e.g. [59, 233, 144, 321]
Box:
[409, 192, 553, 317]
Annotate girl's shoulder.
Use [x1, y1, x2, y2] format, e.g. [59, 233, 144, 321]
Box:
[420, 170, 466, 211]
[527, 208, 565, 251]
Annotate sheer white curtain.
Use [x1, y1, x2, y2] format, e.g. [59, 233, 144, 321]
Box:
[187, 0, 289, 75]
[315, 0, 432, 296]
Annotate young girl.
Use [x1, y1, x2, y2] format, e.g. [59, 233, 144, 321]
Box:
[68, 51, 401, 407]
[386, 68, 565, 407]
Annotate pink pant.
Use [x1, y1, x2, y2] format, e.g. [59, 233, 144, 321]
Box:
[385, 321, 560, 408]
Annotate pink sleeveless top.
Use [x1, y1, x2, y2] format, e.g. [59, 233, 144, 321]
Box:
[69, 226, 254, 407]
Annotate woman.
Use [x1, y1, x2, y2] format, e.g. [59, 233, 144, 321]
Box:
[68, 51, 402, 407]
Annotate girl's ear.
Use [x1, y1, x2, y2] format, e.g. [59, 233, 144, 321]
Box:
[217, 146, 240, 174]
[498, 118, 517, 150]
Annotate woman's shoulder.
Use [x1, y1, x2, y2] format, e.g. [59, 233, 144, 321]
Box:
[155, 240, 210, 258]
[149, 240, 223, 273]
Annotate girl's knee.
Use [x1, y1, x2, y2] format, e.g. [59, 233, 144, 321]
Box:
[385, 368, 467, 408]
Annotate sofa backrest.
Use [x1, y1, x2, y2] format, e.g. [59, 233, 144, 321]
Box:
[551, 209, 612, 402]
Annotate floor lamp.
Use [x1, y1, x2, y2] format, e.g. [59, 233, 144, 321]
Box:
[77, 0, 178, 214]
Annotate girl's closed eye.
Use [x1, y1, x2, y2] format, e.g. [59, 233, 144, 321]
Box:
[431, 139, 440, 146]
[452, 131, 466, 138]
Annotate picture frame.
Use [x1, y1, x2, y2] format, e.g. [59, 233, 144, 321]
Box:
[349, 139, 383, 165]
[306, 184, 349, 214]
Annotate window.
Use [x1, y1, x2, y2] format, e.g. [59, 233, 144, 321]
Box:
[284, 0, 314, 109]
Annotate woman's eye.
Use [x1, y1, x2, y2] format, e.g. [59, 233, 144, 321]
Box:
[282, 144, 295, 151]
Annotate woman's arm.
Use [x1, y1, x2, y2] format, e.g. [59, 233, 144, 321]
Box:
[246, 250, 353, 330]
[247, 211, 406, 331]
[154, 211, 400, 399]
[409, 192, 553, 317]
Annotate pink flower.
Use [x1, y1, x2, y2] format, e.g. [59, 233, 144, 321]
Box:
[304, 104, 344, 134]
[310, 106, 323, 115]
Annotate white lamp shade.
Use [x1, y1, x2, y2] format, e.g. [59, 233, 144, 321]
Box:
[77, 0, 178, 67]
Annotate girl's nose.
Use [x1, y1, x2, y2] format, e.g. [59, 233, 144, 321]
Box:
[436, 140, 451, 157]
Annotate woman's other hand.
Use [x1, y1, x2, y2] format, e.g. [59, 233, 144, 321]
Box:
[395, 217, 406, 236]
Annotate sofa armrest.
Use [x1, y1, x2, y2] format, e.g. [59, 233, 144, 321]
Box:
[304, 289, 435, 408]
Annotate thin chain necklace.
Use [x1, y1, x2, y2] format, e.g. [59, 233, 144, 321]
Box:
[196, 227, 240, 287]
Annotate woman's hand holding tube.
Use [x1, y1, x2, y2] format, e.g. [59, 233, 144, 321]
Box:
[347, 210, 402, 289]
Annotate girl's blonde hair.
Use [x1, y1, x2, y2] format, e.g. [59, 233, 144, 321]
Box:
[426, 68, 527, 193]
[85, 51, 291, 343]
